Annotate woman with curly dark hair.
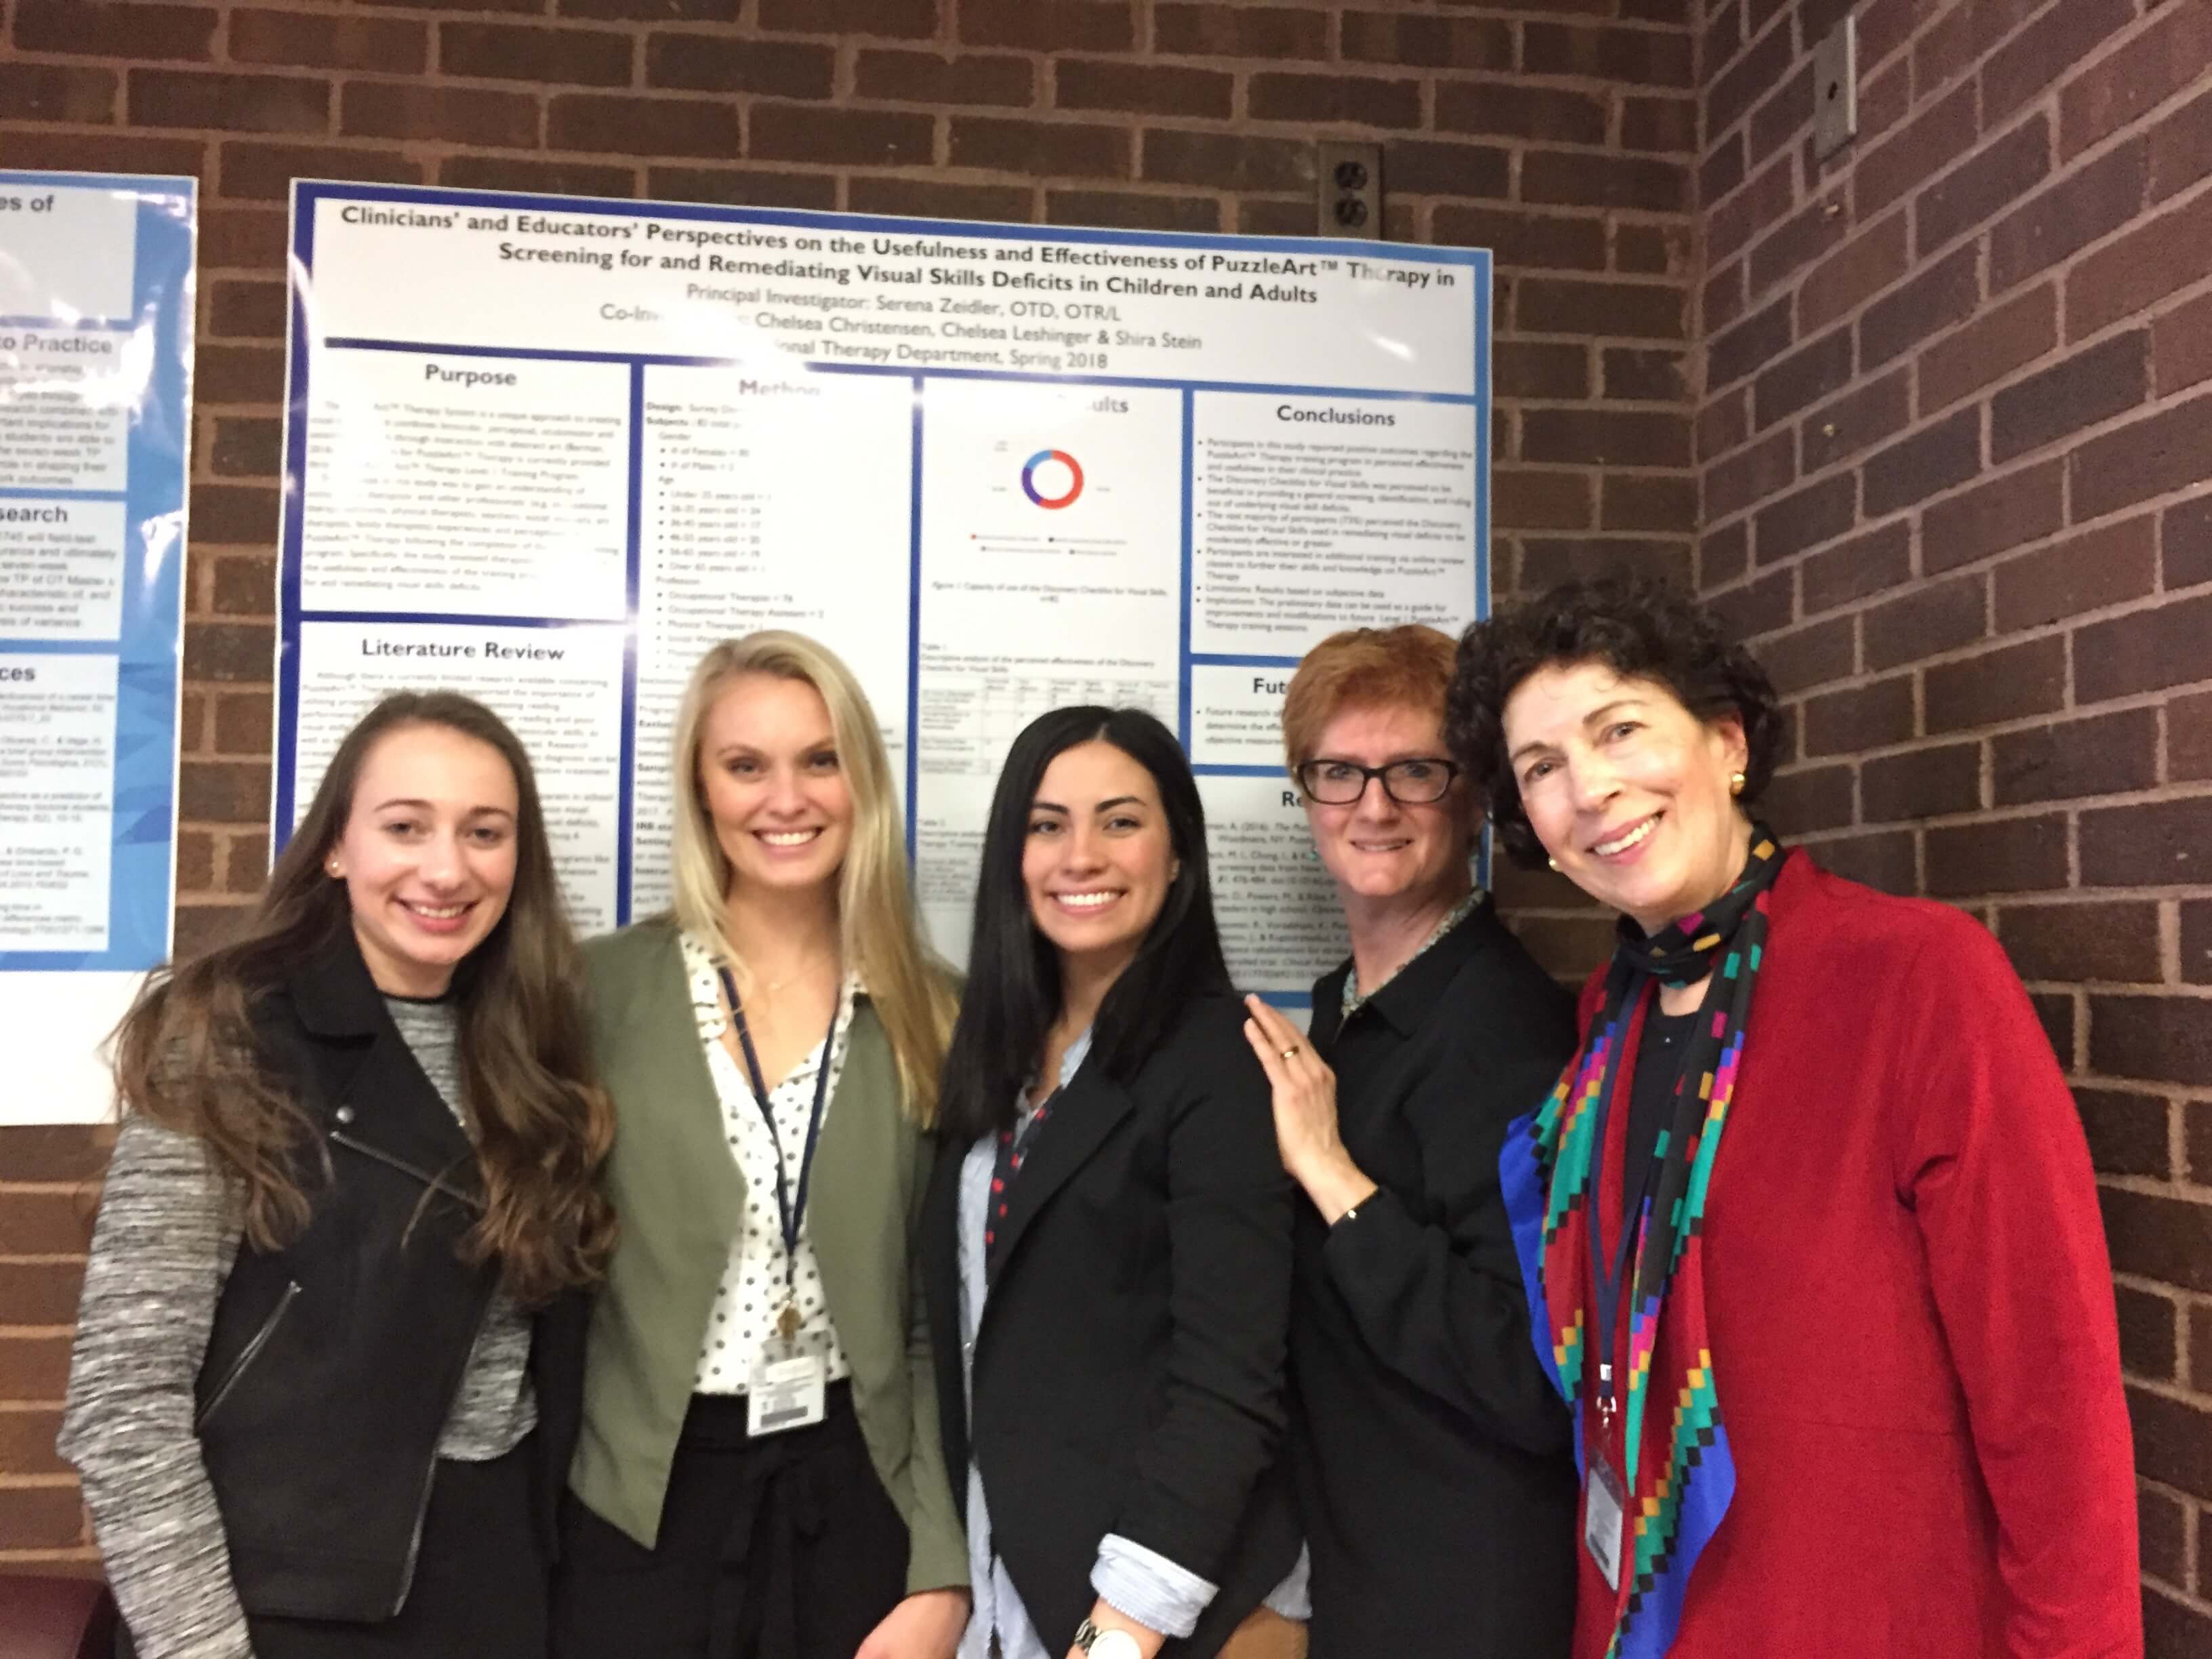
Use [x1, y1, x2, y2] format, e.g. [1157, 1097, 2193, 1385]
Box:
[61, 691, 616, 1659]
[1449, 576, 2139, 1658]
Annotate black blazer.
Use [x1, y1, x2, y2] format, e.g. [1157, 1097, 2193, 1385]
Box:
[923, 989, 1300, 1656]
[1290, 899, 1580, 1657]
[189, 930, 587, 1622]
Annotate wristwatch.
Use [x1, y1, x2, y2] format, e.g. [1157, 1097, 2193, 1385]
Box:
[1073, 1619, 1143, 1659]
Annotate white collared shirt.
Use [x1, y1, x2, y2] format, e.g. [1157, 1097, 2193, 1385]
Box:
[680, 930, 858, 1395]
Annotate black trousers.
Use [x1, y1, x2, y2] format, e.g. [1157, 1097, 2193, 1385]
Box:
[120, 1437, 546, 1659]
[550, 1383, 910, 1659]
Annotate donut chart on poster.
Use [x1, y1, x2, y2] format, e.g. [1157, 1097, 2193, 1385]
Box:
[274, 182, 1490, 1007]
[1021, 449, 1085, 510]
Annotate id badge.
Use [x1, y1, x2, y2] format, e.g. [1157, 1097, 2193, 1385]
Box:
[1584, 1454, 1626, 1592]
[747, 1352, 826, 1437]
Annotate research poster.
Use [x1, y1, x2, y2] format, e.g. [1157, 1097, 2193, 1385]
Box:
[0, 171, 193, 1124]
[280, 182, 1487, 1003]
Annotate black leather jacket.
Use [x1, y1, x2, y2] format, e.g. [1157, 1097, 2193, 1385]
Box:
[191, 933, 586, 1622]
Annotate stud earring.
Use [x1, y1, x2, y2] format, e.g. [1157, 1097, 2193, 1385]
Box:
[1547, 856, 1561, 873]
[327, 860, 342, 877]
[1729, 771, 1746, 798]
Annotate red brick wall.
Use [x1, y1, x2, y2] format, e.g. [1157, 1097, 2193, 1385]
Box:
[1694, 0, 2212, 1646]
[0, 0, 1697, 1565]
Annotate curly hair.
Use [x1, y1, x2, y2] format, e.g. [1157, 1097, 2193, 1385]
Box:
[1446, 575, 1784, 867]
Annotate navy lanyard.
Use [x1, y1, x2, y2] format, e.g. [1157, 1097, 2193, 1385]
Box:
[1586, 988, 1677, 1429]
[718, 967, 839, 1312]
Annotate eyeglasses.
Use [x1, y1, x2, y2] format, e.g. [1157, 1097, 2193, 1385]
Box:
[1294, 757, 1460, 806]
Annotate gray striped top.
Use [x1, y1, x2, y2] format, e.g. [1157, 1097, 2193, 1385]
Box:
[57, 998, 535, 1659]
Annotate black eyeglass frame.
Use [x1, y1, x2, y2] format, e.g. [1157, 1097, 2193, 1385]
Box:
[1293, 756, 1462, 806]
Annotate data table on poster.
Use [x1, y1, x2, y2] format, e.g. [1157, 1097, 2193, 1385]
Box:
[279, 183, 1489, 1000]
[0, 170, 193, 1123]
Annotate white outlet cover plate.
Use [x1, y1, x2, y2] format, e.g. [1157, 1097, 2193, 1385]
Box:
[1814, 16, 1858, 160]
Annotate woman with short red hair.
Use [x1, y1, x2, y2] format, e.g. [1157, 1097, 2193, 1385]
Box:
[1241, 623, 1580, 1658]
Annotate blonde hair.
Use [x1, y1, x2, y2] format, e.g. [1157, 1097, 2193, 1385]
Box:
[1281, 623, 1461, 769]
[666, 632, 956, 1124]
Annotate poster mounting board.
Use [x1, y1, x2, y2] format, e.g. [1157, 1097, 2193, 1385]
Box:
[278, 182, 1488, 1006]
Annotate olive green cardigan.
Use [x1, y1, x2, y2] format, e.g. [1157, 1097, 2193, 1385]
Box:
[568, 918, 967, 1595]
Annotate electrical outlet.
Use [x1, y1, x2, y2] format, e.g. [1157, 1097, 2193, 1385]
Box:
[1317, 142, 1383, 240]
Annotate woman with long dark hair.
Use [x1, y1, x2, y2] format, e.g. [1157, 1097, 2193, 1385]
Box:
[924, 707, 1301, 1659]
[1451, 576, 2138, 1656]
[61, 691, 616, 1659]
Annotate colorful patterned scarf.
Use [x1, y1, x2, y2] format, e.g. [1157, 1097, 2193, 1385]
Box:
[1501, 829, 1785, 1658]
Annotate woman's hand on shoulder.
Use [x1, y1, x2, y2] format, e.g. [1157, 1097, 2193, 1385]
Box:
[1242, 995, 1376, 1225]
[855, 1586, 970, 1659]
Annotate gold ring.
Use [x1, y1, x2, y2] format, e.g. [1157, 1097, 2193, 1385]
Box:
[1280, 1044, 1300, 1060]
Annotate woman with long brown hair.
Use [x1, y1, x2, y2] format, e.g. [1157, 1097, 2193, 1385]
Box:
[60, 690, 616, 1659]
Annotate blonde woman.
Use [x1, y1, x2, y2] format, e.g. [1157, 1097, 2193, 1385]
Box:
[551, 632, 968, 1659]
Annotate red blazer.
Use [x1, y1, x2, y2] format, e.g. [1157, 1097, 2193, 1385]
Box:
[1568, 853, 2140, 1658]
